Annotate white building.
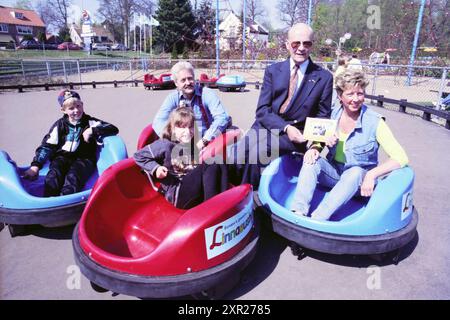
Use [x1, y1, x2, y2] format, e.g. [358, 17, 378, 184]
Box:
[218, 12, 268, 51]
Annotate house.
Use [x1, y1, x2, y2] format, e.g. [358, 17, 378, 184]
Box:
[46, 33, 62, 44]
[0, 5, 46, 48]
[218, 12, 269, 51]
[69, 23, 114, 47]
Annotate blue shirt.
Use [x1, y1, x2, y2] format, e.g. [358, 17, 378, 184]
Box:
[327, 104, 382, 170]
[153, 84, 231, 142]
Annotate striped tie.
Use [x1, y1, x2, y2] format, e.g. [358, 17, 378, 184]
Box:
[279, 64, 299, 114]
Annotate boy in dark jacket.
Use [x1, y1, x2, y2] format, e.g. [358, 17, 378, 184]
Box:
[23, 90, 119, 196]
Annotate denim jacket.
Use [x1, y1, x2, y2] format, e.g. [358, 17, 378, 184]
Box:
[326, 104, 382, 170]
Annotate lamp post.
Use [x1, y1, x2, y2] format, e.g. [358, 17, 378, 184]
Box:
[325, 33, 351, 57]
[215, 0, 220, 78]
[325, 33, 351, 68]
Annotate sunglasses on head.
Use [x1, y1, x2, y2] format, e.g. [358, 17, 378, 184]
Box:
[290, 41, 313, 49]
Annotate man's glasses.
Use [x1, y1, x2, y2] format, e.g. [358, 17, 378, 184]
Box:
[290, 41, 313, 49]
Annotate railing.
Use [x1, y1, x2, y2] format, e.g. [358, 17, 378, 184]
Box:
[366, 94, 450, 130]
[0, 79, 142, 92]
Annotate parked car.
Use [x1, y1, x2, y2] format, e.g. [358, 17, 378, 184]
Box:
[92, 43, 111, 51]
[43, 43, 58, 50]
[57, 42, 81, 50]
[18, 40, 42, 50]
[111, 43, 128, 51]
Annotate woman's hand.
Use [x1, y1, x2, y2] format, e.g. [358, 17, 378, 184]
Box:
[156, 166, 168, 179]
[23, 166, 39, 180]
[82, 127, 93, 142]
[303, 148, 320, 165]
[325, 133, 338, 148]
[361, 172, 375, 197]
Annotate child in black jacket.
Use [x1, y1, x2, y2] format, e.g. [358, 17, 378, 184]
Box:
[23, 90, 119, 196]
[134, 107, 229, 209]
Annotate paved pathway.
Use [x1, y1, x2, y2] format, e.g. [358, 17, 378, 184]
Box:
[0, 86, 449, 299]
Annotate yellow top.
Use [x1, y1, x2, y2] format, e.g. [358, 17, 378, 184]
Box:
[334, 119, 409, 167]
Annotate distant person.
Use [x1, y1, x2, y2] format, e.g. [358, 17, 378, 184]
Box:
[381, 51, 390, 64]
[23, 90, 119, 196]
[153, 61, 231, 150]
[347, 54, 363, 71]
[134, 107, 229, 209]
[334, 56, 348, 82]
[332, 56, 349, 106]
[230, 23, 333, 188]
[290, 70, 408, 220]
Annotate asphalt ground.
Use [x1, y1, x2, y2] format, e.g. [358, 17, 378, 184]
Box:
[0, 85, 449, 300]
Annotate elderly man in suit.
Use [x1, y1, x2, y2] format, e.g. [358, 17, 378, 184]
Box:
[230, 23, 333, 188]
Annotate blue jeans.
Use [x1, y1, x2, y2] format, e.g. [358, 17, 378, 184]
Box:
[291, 157, 367, 221]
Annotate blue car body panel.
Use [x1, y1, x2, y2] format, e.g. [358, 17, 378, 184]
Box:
[0, 136, 128, 210]
[216, 75, 246, 87]
[258, 154, 415, 236]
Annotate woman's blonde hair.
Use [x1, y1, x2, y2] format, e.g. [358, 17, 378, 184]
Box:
[335, 69, 369, 97]
[162, 107, 195, 141]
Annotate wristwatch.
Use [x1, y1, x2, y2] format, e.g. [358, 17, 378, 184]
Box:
[202, 138, 210, 147]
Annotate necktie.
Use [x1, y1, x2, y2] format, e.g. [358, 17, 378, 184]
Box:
[279, 64, 299, 114]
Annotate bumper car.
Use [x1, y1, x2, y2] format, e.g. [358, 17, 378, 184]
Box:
[199, 73, 225, 88]
[217, 75, 246, 92]
[255, 154, 418, 263]
[72, 161, 258, 298]
[73, 125, 256, 298]
[136, 124, 242, 163]
[0, 136, 128, 236]
[143, 73, 176, 90]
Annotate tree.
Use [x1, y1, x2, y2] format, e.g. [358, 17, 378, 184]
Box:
[277, 0, 310, 27]
[195, 0, 215, 57]
[245, 0, 265, 24]
[14, 0, 33, 9]
[35, 0, 72, 35]
[97, 0, 155, 48]
[154, 0, 196, 53]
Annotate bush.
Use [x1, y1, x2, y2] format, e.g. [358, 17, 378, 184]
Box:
[37, 32, 46, 43]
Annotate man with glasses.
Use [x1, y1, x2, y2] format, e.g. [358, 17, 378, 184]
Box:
[230, 23, 333, 188]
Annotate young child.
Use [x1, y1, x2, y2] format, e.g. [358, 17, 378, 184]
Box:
[23, 90, 119, 196]
[134, 107, 229, 209]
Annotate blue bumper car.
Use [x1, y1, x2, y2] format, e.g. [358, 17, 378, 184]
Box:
[255, 154, 418, 262]
[217, 75, 246, 92]
[0, 136, 127, 236]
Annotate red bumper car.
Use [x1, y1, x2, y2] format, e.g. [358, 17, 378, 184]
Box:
[73, 126, 257, 298]
[136, 124, 242, 163]
[143, 73, 176, 90]
[199, 73, 225, 88]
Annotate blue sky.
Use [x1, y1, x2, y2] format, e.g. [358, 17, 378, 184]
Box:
[0, 0, 283, 28]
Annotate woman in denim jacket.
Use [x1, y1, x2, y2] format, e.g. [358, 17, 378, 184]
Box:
[291, 70, 409, 221]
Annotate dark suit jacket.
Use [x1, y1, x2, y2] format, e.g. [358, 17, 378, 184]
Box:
[252, 58, 333, 153]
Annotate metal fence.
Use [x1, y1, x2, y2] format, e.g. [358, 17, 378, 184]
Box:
[1, 57, 448, 109]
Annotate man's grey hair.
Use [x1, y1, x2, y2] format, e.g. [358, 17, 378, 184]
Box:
[171, 61, 195, 82]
